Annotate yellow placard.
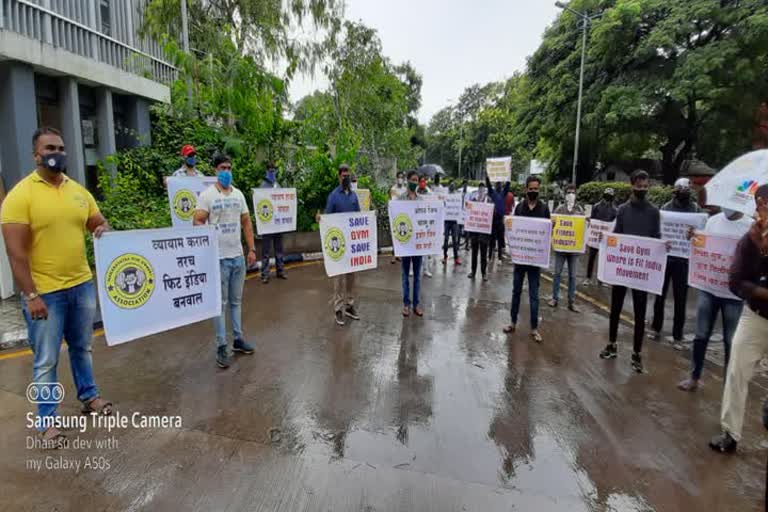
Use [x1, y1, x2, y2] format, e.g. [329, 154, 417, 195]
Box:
[356, 189, 371, 211]
[551, 215, 587, 253]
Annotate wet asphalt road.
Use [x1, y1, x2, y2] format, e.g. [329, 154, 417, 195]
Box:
[0, 257, 766, 511]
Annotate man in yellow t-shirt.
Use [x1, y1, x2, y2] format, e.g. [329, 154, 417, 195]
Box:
[1, 127, 113, 443]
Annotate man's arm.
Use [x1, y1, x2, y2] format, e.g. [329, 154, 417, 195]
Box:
[1, 224, 36, 296]
[613, 207, 624, 234]
[241, 213, 257, 266]
[86, 212, 110, 238]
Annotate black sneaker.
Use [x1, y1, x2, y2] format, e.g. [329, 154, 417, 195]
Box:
[277, 273, 288, 280]
[482, 274, 489, 282]
[345, 306, 360, 320]
[568, 303, 580, 313]
[599, 343, 617, 360]
[233, 338, 255, 355]
[468, 273, 475, 279]
[709, 432, 738, 453]
[631, 352, 643, 373]
[647, 330, 660, 341]
[216, 346, 232, 368]
[335, 310, 345, 326]
[261, 275, 270, 284]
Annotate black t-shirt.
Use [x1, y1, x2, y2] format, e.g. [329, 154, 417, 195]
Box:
[514, 200, 551, 219]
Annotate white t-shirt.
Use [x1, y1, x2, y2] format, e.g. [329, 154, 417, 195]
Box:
[704, 213, 753, 238]
[197, 185, 250, 259]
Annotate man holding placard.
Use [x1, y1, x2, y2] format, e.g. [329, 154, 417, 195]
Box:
[504, 176, 550, 343]
[194, 153, 257, 369]
[599, 170, 662, 373]
[466, 182, 494, 281]
[257, 162, 288, 284]
[397, 170, 426, 317]
[678, 208, 753, 392]
[442, 184, 462, 266]
[325, 164, 362, 326]
[649, 178, 705, 348]
[549, 184, 586, 312]
[584, 188, 617, 286]
[2, 128, 114, 442]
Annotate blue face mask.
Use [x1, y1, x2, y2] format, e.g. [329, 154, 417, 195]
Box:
[266, 169, 276, 182]
[217, 170, 232, 188]
[185, 156, 196, 167]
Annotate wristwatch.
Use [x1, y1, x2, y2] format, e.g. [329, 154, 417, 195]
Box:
[24, 292, 40, 301]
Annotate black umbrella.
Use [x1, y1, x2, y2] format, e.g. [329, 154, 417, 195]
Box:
[417, 164, 446, 178]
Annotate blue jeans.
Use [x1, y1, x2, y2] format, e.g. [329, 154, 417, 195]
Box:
[401, 256, 423, 307]
[691, 290, 744, 380]
[22, 281, 98, 422]
[511, 265, 541, 329]
[214, 256, 246, 348]
[552, 252, 579, 305]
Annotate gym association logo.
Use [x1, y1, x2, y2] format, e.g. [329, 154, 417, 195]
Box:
[392, 214, 413, 244]
[256, 199, 274, 223]
[737, 180, 759, 195]
[173, 189, 197, 221]
[324, 227, 346, 262]
[105, 253, 155, 309]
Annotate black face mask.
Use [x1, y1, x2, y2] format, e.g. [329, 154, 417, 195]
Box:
[42, 152, 67, 173]
[604, 194, 614, 202]
[633, 189, 648, 201]
[434, 176, 441, 186]
[527, 191, 539, 201]
[341, 176, 351, 190]
[675, 191, 690, 202]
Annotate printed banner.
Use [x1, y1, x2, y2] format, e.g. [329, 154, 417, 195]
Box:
[586, 219, 615, 249]
[389, 200, 445, 257]
[505, 216, 552, 268]
[355, 189, 371, 211]
[598, 233, 668, 295]
[486, 157, 512, 183]
[463, 201, 494, 234]
[252, 187, 297, 235]
[167, 176, 218, 227]
[319, 211, 378, 277]
[688, 233, 742, 300]
[94, 226, 222, 346]
[661, 211, 709, 259]
[551, 215, 587, 253]
[445, 193, 463, 222]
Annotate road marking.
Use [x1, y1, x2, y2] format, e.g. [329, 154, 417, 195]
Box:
[0, 261, 322, 361]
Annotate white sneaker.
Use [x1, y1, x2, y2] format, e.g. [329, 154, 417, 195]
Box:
[424, 270, 433, 278]
[581, 279, 592, 287]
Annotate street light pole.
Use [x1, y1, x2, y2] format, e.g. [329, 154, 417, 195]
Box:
[181, 0, 192, 102]
[555, 2, 601, 186]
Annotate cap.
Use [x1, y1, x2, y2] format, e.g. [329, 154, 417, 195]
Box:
[181, 145, 196, 157]
[674, 177, 691, 190]
[604, 187, 615, 195]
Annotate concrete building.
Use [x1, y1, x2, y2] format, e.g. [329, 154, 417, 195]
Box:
[0, 0, 175, 193]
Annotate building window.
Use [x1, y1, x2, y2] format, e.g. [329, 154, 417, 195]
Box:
[100, 0, 111, 36]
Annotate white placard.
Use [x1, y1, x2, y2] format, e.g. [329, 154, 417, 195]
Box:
[586, 219, 615, 249]
[661, 211, 709, 259]
[463, 201, 494, 234]
[167, 176, 217, 227]
[389, 200, 445, 257]
[319, 211, 378, 277]
[688, 233, 741, 300]
[445, 193, 463, 222]
[598, 233, 668, 295]
[505, 216, 552, 268]
[486, 157, 512, 183]
[94, 226, 222, 346]
[252, 187, 297, 235]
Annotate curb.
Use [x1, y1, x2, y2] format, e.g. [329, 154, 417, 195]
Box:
[0, 248, 395, 353]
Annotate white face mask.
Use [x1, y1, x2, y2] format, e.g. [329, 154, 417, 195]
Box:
[351, 182, 358, 191]
[566, 193, 576, 208]
[397, 178, 404, 186]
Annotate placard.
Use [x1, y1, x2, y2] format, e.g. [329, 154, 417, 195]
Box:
[252, 187, 297, 235]
[94, 226, 222, 346]
[505, 216, 552, 268]
[445, 193, 463, 222]
[319, 211, 378, 277]
[463, 201, 494, 234]
[688, 233, 741, 300]
[389, 200, 445, 257]
[586, 219, 615, 249]
[486, 157, 512, 183]
[598, 234, 668, 295]
[551, 215, 587, 253]
[661, 211, 709, 259]
[356, 189, 371, 211]
[167, 176, 217, 227]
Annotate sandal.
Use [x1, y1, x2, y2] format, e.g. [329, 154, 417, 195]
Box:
[531, 331, 543, 343]
[414, 306, 424, 317]
[503, 324, 516, 334]
[402, 306, 411, 317]
[38, 427, 66, 448]
[82, 397, 114, 416]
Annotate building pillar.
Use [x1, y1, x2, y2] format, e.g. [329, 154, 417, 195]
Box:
[58, 77, 86, 185]
[96, 88, 117, 177]
[126, 97, 152, 147]
[0, 62, 37, 191]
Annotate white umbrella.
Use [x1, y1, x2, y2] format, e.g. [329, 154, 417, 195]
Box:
[704, 149, 768, 216]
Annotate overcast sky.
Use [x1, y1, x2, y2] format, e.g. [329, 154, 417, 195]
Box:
[287, 0, 562, 125]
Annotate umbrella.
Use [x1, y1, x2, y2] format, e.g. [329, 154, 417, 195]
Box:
[704, 149, 768, 216]
[417, 164, 446, 178]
